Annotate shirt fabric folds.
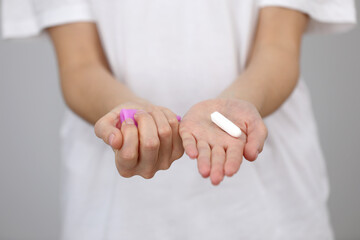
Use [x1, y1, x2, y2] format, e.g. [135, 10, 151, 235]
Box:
[2, 0, 357, 239]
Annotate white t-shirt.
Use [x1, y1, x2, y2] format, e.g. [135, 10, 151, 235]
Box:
[2, 1, 357, 239]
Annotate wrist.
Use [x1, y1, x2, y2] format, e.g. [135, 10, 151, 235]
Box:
[104, 79, 152, 111]
[217, 74, 266, 116]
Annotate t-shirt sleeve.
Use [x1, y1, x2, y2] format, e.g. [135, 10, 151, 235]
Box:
[258, 0, 357, 34]
[1, 0, 95, 39]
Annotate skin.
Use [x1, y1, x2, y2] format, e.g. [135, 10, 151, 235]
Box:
[47, 7, 309, 185]
[180, 7, 309, 184]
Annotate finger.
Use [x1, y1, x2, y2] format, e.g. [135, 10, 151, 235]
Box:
[149, 110, 173, 170]
[224, 142, 244, 177]
[196, 140, 211, 178]
[94, 110, 123, 149]
[162, 108, 184, 161]
[243, 121, 268, 161]
[210, 146, 226, 185]
[134, 110, 160, 178]
[179, 130, 198, 159]
[116, 118, 139, 176]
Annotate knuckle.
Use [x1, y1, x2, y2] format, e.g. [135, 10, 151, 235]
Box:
[153, 109, 163, 114]
[143, 139, 160, 150]
[117, 160, 137, 170]
[119, 171, 133, 178]
[198, 146, 209, 152]
[158, 126, 172, 138]
[116, 168, 134, 178]
[141, 171, 156, 179]
[139, 111, 151, 119]
[134, 113, 146, 123]
[159, 161, 171, 170]
[160, 107, 171, 112]
[168, 117, 178, 127]
[173, 150, 184, 159]
[119, 150, 137, 161]
[95, 117, 104, 127]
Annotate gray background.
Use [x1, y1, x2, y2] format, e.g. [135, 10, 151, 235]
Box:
[0, 6, 359, 240]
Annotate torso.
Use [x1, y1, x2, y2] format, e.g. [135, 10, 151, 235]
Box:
[59, 1, 333, 239]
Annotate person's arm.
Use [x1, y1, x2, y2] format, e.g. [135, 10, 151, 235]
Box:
[48, 23, 184, 179]
[218, 7, 309, 117]
[179, 7, 309, 185]
[47, 23, 147, 125]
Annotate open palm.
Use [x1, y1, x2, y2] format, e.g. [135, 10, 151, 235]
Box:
[179, 98, 267, 185]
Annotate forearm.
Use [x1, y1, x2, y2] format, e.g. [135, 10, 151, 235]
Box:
[218, 7, 308, 118]
[47, 23, 149, 125]
[60, 64, 145, 125]
[218, 44, 300, 117]
[52, 24, 184, 173]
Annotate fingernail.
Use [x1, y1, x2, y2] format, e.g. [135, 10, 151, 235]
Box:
[109, 134, 115, 146]
[125, 118, 134, 124]
[255, 151, 259, 159]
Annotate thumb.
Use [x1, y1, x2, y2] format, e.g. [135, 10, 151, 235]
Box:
[243, 120, 268, 161]
[94, 110, 123, 150]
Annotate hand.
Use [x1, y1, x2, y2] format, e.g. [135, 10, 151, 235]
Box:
[94, 99, 184, 179]
[179, 98, 267, 185]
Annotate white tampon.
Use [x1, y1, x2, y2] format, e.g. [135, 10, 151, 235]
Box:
[211, 111, 242, 138]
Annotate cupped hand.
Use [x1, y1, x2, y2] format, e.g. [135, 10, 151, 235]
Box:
[94, 99, 184, 179]
[179, 98, 267, 185]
